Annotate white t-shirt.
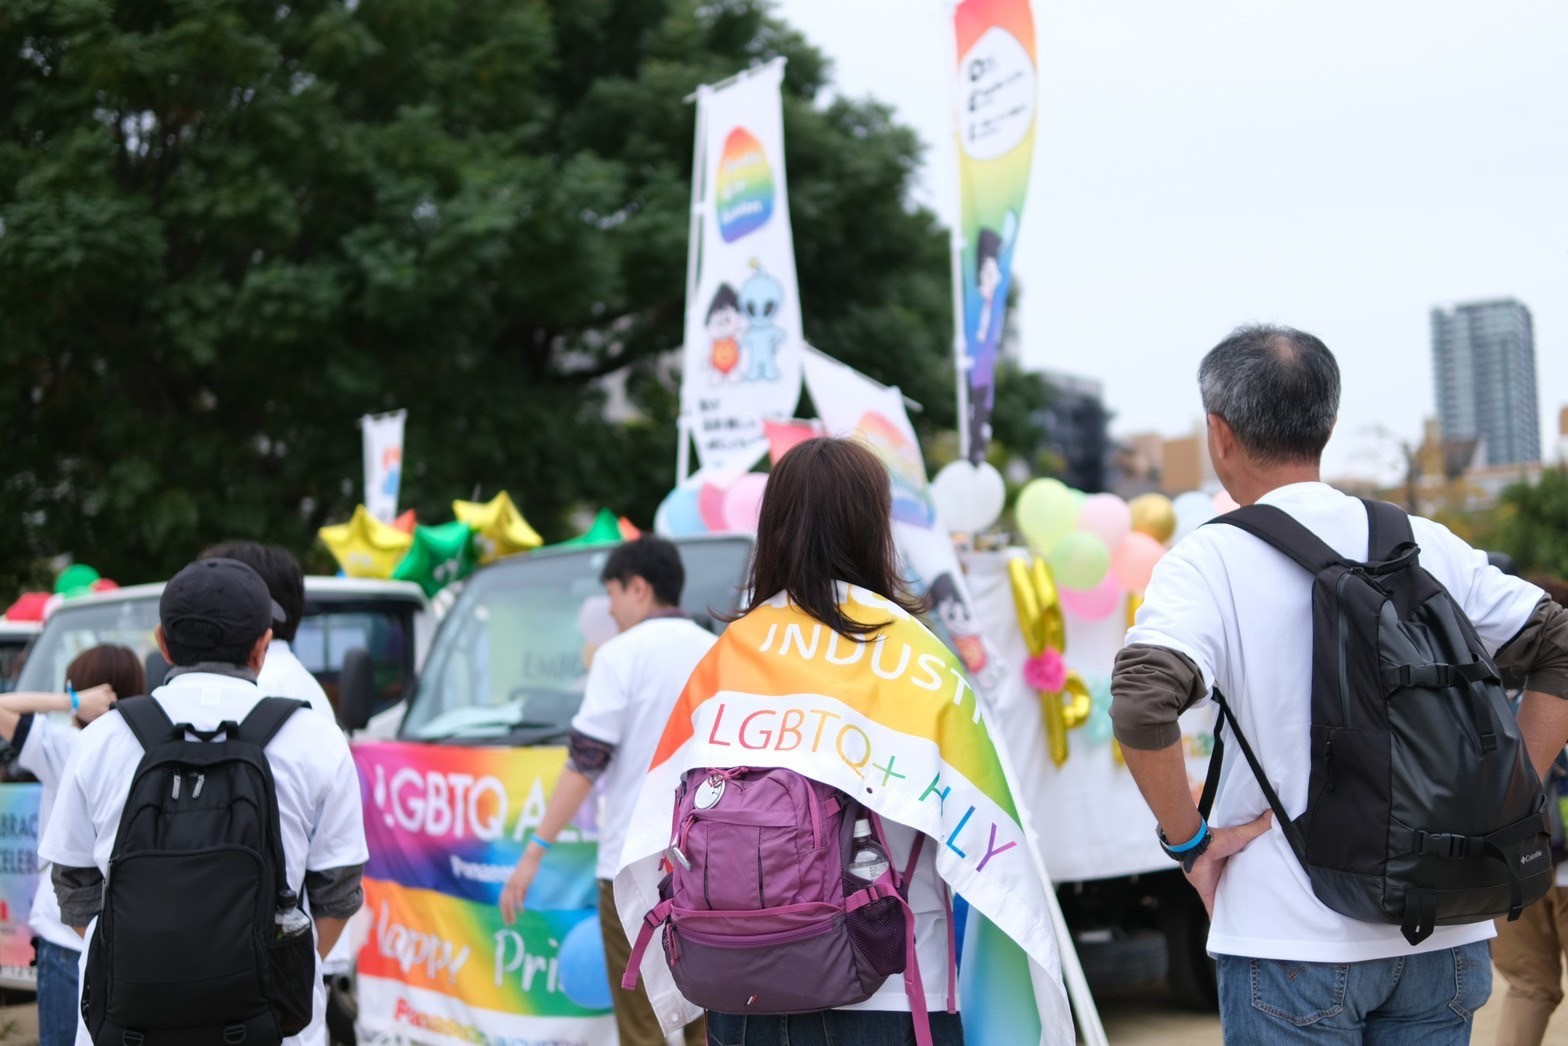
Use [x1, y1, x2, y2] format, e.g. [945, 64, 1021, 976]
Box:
[16, 716, 81, 951]
[39, 672, 369, 1046]
[572, 616, 716, 880]
[259, 640, 336, 721]
[1128, 482, 1545, 964]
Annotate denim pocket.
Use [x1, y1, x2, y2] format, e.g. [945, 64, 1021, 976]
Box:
[1448, 944, 1493, 1020]
[706, 1011, 746, 1046]
[1249, 957, 1349, 1026]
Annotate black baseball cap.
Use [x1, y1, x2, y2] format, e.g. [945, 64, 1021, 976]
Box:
[159, 558, 286, 661]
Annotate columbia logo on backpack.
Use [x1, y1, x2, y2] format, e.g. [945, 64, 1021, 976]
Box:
[81, 696, 317, 1046]
[1201, 499, 1552, 945]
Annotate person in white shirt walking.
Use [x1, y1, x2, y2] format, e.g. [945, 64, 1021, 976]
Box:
[499, 536, 712, 1046]
[0, 651, 125, 1046]
[1111, 325, 1568, 1043]
[201, 541, 334, 721]
[41, 558, 368, 1046]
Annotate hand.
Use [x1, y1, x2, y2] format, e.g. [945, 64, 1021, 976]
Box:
[499, 850, 542, 926]
[73, 685, 117, 725]
[1185, 810, 1272, 917]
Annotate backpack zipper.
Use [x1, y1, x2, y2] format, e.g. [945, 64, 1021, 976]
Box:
[171, 773, 182, 800]
[192, 774, 205, 799]
[1335, 570, 1356, 726]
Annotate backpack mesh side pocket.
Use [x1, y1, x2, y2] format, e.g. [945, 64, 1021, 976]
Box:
[842, 876, 908, 978]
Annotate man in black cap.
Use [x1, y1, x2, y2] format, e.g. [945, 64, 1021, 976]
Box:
[40, 559, 368, 1046]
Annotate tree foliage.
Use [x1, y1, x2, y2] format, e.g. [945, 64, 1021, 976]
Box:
[0, 0, 958, 589]
[1491, 467, 1568, 582]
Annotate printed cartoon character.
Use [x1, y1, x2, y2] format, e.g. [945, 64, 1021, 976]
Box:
[706, 283, 743, 383]
[930, 573, 988, 676]
[739, 262, 787, 382]
[967, 226, 1003, 463]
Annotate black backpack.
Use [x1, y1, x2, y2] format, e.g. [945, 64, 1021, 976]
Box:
[83, 696, 317, 1046]
[1199, 499, 1551, 945]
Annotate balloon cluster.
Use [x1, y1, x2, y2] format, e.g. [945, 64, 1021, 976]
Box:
[928, 461, 1007, 534]
[1007, 481, 1240, 766]
[320, 492, 634, 597]
[4, 564, 122, 623]
[654, 473, 768, 537]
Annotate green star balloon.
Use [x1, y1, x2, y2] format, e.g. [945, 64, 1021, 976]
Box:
[558, 508, 625, 548]
[392, 520, 477, 596]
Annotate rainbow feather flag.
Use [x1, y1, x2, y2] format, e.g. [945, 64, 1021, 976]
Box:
[615, 585, 1073, 1043]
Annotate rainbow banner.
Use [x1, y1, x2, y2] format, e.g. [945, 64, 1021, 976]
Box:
[0, 783, 41, 986]
[614, 587, 1073, 1043]
[954, 0, 1037, 464]
[352, 742, 614, 1046]
[679, 58, 805, 480]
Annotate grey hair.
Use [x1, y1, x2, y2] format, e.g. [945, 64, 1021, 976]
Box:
[1198, 325, 1340, 465]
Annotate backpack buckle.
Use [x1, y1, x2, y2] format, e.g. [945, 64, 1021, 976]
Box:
[1415, 830, 1471, 859]
[123, 1034, 144, 1046]
[223, 1026, 247, 1044]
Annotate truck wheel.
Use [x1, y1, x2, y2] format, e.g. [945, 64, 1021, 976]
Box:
[1162, 895, 1218, 1011]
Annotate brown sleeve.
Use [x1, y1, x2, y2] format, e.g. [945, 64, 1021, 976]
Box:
[1109, 644, 1209, 751]
[1495, 597, 1568, 700]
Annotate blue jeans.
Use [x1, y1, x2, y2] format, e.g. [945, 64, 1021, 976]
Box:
[706, 1010, 964, 1046]
[1217, 943, 1492, 1044]
[34, 938, 82, 1046]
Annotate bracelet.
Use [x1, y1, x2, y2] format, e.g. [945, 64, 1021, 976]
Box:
[1162, 818, 1208, 853]
[528, 835, 553, 852]
[66, 683, 79, 712]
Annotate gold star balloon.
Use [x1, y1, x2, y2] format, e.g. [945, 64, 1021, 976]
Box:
[318, 505, 414, 579]
[452, 491, 543, 564]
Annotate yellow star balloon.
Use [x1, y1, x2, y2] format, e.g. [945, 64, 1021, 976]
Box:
[318, 505, 414, 579]
[452, 491, 543, 564]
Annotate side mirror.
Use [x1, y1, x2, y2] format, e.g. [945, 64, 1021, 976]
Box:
[144, 649, 170, 692]
[338, 647, 375, 732]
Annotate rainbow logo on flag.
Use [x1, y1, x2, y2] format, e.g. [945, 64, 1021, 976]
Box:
[715, 127, 775, 242]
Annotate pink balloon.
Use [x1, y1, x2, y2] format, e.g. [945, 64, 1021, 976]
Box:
[1112, 532, 1167, 592]
[1213, 490, 1240, 514]
[722, 474, 769, 533]
[697, 482, 728, 532]
[1076, 493, 1132, 549]
[1060, 575, 1121, 620]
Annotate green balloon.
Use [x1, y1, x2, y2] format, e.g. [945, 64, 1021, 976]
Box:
[1015, 479, 1079, 552]
[393, 521, 476, 596]
[55, 563, 100, 598]
[1048, 531, 1111, 592]
[559, 508, 624, 548]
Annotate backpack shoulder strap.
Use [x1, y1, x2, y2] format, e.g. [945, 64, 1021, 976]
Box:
[1207, 504, 1349, 576]
[1198, 689, 1307, 863]
[236, 697, 307, 749]
[115, 695, 178, 751]
[1363, 498, 1415, 561]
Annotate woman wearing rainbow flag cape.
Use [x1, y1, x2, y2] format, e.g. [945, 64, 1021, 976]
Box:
[615, 438, 1073, 1044]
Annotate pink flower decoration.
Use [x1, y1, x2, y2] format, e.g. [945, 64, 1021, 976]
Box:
[1024, 650, 1067, 693]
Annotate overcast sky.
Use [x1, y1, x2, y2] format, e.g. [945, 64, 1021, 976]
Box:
[776, 0, 1567, 482]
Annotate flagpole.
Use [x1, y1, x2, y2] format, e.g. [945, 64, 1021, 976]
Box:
[947, 3, 972, 465]
[676, 84, 710, 487]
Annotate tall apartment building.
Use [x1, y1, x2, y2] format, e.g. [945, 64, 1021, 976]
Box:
[1430, 299, 1540, 467]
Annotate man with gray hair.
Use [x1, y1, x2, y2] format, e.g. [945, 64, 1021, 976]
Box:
[1111, 325, 1568, 1042]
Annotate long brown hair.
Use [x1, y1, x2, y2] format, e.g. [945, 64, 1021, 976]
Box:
[65, 645, 146, 698]
[733, 437, 924, 637]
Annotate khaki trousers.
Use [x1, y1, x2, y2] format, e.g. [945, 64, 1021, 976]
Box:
[1494, 881, 1568, 1046]
[598, 878, 705, 1046]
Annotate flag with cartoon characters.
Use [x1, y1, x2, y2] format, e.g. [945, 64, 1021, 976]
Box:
[680, 59, 805, 478]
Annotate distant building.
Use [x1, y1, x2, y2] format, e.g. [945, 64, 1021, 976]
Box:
[1431, 299, 1540, 467]
[1034, 371, 1111, 493]
[1111, 422, 1217, 498]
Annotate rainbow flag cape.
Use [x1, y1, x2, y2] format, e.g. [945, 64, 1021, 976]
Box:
[615, 585, 1073, 1043]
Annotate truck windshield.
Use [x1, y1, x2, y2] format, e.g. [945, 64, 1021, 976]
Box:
[402, 537, 752, 744]
[14, 598, 160, 693]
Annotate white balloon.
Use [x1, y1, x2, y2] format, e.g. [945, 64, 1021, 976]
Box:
[576, 595, 620, 646]
[1172, 490, 1217, 542]
[930, 461, 1006, 534]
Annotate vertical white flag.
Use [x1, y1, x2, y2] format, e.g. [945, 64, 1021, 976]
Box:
[360, 409, 406, 523]
[680, 59, 804, 479]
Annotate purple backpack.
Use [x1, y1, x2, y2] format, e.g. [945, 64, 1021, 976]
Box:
[623, 766, 955, 1045]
